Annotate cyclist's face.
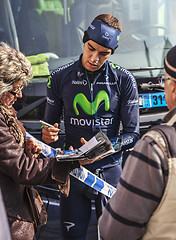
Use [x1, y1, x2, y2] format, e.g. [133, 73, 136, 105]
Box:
[82, 40, 112, 72]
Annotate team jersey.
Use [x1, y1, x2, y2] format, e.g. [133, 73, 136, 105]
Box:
[44, 55, 140, 169]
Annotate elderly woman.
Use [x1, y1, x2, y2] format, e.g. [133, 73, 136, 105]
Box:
[0, 42, 88, 240]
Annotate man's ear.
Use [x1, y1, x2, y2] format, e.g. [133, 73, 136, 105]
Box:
[169, 79, 176, 92]
[172, 80, 176, 93]
[171, 81, 176, 104]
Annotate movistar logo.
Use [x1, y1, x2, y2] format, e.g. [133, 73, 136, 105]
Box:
[110, 62, 120, 69]
[47, 75, 52, 88]
[73, 90, 110, 115]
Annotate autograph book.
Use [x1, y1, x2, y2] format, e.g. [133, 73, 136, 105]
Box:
[56, 131, 115, 162]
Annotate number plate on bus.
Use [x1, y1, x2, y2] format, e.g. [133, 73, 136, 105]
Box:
[139, 92, 166, 109]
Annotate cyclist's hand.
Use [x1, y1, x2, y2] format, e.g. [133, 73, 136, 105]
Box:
[79, 137, 102, 165]
[42, 123, 60, 143]
[80, 137, 87, 145]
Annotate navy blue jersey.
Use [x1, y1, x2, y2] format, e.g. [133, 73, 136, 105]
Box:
[44, 55, 140, 169]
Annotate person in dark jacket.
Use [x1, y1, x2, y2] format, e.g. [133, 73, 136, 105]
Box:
[0, 42, 91, 240]
[42, 14, 140, 239]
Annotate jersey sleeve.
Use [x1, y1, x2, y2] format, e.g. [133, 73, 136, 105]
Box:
[44, 73, 63, 125]
[111, 69, 140, 152]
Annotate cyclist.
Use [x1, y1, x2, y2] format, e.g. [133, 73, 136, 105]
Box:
[42, 13, 140, 240]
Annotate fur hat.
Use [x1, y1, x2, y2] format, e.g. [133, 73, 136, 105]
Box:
[164, 46, 176, 79]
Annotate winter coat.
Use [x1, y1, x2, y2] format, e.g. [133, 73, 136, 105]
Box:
[0, 110, 79, 240]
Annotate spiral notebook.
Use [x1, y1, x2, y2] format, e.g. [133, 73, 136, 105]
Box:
[56, 131, 115, 162]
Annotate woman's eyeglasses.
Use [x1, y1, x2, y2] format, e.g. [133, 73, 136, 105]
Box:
[8, 86, 24, 97]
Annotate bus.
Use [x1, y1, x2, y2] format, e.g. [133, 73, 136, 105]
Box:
[1, 0, 175, 239]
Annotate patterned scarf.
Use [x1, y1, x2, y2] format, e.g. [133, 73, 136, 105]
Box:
[0, 105, 26, 147]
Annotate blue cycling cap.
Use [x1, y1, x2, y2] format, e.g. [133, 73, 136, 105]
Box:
[83, 19, 120, 53]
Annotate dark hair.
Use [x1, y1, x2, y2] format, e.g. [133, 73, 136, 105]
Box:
[83, 14, 121, 54]
[94, 14, 122, 32]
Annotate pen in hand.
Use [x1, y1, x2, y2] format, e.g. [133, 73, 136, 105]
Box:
[40, 120, 64, 133]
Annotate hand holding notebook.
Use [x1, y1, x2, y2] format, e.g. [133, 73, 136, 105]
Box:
[56, 131, 115, 162]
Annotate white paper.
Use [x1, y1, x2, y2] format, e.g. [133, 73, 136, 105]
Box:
[79, 136, 99, 153]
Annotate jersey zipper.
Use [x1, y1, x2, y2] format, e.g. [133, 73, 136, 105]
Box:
[91, 83, 94, 116]
[91, 83, 93, 92]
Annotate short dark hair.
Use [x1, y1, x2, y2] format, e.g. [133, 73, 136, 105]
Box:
[94, 14, 122, 32]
